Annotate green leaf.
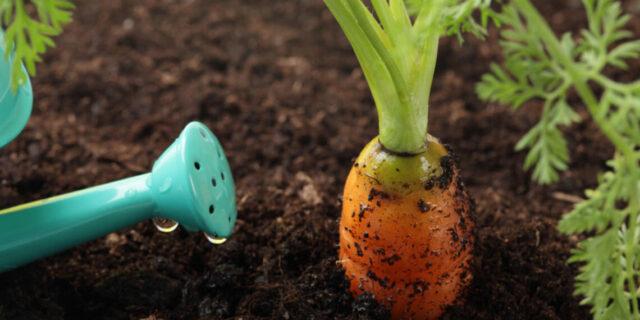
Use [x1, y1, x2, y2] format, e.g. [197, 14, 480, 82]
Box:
[568, 229, 631, 320]
[476, 63, 543, 108]
[407, 0, 496, 40]
[558, 162, 626, 234]
[0, 0, 74, 90]
[514, 98, 578, 184]
[579, 0, 637, 72]
[481, 1, 640, 318]
[607, 40, 640, 69]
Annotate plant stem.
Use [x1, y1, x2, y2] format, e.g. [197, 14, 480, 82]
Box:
[512, 0, 640, 316]
[378, 3, 444, 155]
[379, 30, 439, 155]
[324, 0, 449, 155]
[346, 0, 411, 109]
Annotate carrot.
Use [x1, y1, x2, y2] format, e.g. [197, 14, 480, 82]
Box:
[323, 0, 491, 318]
[340, 137, 473, 319]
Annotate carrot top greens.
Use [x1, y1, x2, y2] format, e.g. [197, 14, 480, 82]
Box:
[1, 0, 74, 90]
[478, 0, 640, 318]
[324, 0, 492, 154]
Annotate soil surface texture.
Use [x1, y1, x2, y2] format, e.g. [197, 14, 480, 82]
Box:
[2, 0, 636, 319]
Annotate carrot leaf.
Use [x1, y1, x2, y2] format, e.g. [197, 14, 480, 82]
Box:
[478, 0, 640, 318]
[0, 0, 74, 91]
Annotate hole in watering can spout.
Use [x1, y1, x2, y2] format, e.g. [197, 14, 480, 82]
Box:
[152, 217, 179, 233]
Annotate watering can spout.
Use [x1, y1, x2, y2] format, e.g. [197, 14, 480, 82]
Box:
[149, 122, 236, 237]
[0, 121, 237, 272]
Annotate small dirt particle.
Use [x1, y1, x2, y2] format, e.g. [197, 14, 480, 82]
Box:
[438, 156, 454, 189]
[366, 271, 388, 288]
[381, 254, 401, 266]
[417, 199, 431, 213]
[358, 203, 370, 222]
[449, 228, 460, 243]
[354, 242, 364, 257]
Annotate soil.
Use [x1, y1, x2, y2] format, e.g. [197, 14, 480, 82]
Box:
[0, 0, 635, 319]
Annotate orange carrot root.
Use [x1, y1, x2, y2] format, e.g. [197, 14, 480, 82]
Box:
[340, 137, 474, 320]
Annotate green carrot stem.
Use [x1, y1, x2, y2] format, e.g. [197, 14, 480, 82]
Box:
[324, 0, 447, 154]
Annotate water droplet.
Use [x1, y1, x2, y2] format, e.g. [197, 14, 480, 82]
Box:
[152, 217, 179, 233]
[205, 233, 227, 245]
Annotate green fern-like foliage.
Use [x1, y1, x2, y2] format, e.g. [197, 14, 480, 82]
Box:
[478, 0, 640, 185]
[560, 155, 640, 319]
[0, 0, 74, 90]
[405, 0, 494, 39]
[478, 0, 640, 318]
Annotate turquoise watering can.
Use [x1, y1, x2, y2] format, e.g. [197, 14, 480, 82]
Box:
[0, 32, 32, 149]
[0, 122, 238, 272]
[0, 34, 237, 273]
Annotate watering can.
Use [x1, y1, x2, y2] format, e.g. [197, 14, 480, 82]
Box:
[0, 35, 237, 272]
[0, 32, 32, 149]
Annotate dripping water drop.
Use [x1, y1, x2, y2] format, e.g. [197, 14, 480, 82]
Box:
[152, 217, 179, 233]
[205, 233, 227, 245]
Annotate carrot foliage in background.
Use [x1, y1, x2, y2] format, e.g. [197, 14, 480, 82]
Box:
[0, 0, 74, 90]
[478, 0, 640, 318]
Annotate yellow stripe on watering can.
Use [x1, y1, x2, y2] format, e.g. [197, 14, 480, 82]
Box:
[0, 189, 91, 216]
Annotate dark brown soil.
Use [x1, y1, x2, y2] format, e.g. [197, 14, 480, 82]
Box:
[1, 0, 633, 319]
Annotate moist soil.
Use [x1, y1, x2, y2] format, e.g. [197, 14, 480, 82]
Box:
[0, 0, 635, 319]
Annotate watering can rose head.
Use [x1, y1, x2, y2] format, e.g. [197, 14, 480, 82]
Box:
[150, 122, 237, 239]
